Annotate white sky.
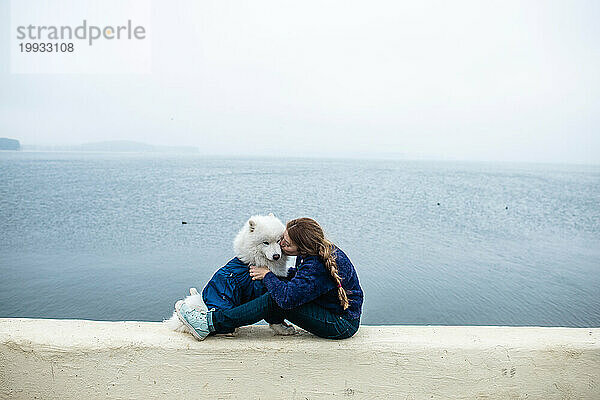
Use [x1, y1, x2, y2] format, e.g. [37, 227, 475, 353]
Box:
[1, 0, 599, 163]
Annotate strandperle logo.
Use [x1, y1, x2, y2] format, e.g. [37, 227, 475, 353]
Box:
[16, 20, 146, 46]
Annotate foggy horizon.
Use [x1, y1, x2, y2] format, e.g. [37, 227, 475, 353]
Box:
[7, 138, 600, 166]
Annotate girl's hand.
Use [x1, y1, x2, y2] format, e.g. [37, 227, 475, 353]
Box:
[249, 265, 270, 280]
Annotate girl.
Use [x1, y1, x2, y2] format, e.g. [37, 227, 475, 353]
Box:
[175, 218, 364, 340]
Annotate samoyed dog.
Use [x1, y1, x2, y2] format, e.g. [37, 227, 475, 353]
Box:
[164, 214, 296, 336]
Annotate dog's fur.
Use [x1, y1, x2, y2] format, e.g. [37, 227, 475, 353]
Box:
[164, 214, 296, 336]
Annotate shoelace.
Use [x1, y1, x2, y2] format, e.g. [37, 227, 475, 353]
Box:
[189, 304, 207, 313]
[184, 306, 208, 320]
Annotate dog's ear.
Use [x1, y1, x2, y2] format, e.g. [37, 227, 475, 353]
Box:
[268, 212, 274, 217]
[248, 219, 256, 232]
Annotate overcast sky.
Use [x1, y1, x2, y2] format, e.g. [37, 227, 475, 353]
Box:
[1, 1, 599, 163]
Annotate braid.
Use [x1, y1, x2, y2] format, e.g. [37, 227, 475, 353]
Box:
[319, 240, 349, 310]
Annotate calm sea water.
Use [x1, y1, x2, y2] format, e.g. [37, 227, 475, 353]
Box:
[1, 151, 599, 327]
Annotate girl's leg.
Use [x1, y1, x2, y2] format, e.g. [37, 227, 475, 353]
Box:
[209, 292, 284, 334]
[209, 291, 360, 340]
[282, 302, 360, 340]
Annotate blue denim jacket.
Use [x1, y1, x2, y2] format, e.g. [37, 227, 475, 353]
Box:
[202, 257, 268, 310]
[202, 257, 297, 311]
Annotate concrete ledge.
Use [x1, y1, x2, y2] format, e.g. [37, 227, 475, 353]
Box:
[1, 318, 599, 399]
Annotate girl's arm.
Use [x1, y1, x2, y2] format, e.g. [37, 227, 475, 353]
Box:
[261, 257, 335, 309]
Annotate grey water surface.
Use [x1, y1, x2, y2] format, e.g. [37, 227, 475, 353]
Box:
[1, 151, 599, 326]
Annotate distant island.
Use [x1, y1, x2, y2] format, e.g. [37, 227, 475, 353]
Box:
[0, 138, 21, 150]
[21, 140, 198, 153]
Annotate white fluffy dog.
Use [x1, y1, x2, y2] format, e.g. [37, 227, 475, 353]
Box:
[165, 214, 296, 336]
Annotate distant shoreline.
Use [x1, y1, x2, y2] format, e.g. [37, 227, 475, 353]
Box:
[20, 140, 199, 154]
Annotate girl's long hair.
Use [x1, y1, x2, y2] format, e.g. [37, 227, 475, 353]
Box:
[286, 218, 349, 310]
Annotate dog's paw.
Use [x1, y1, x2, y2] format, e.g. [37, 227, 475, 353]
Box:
[185, 293, 208, 313]
[189, 287, 199, 296]
[269, 322, 297, 336]
[163, 312, 188, 333]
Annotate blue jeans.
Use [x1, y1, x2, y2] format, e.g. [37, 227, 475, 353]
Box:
[208, 292, 360, 340]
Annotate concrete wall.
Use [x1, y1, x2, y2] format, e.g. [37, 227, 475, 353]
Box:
[1, 318, 599, 399]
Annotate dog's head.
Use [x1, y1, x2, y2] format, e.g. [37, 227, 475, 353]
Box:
[233, 213, 287, 269]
